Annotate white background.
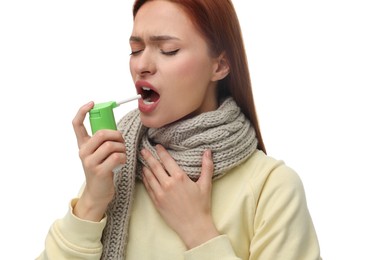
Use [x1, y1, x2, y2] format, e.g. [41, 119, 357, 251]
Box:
[1, 0, 364, 259]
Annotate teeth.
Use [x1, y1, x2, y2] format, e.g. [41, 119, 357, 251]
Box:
[143, 99, 154, 105]
[141, 87, 156, 105]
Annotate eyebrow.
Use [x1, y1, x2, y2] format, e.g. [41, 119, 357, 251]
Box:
[129, 35, 181, 43]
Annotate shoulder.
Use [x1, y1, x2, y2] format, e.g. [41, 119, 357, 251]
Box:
[233, 150, 305, 202]
[240, 152, 321, 259]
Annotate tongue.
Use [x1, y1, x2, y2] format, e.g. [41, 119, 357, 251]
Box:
[150, 91, 160, 102]
[144, 90, 160, 102]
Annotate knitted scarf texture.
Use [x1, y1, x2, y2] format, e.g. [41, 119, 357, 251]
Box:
[100, 97, 258, 259]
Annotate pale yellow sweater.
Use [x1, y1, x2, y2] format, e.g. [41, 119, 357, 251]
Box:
[37, 150, 321, 259]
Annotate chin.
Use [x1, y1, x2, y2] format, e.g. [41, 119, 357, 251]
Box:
[139, 115, 165, 129]
[139, 114, 186, 129]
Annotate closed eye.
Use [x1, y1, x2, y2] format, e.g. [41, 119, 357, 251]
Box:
[161, 49, 180, 56]
[130, 49, 143, 56]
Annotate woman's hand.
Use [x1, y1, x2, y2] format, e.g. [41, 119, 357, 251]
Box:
[72, 101, 126, 222]
[141, 144, 220, 249]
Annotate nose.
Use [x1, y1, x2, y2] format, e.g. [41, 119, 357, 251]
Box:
[133, 49, 156, 77]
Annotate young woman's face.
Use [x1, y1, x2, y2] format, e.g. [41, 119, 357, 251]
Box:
[130, 0, 221, 128]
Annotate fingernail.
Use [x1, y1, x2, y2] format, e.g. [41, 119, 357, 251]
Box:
[205, 149, 212, 158]
[140, 149, 147, 157]
[85, 101, 94, 109]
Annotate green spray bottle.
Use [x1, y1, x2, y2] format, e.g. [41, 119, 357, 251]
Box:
[89, 94, 141, 134]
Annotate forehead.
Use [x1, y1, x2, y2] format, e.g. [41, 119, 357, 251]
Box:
[132, 1, 196, 39]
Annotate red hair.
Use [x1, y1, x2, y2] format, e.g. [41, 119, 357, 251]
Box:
[133, 0, 266, 153]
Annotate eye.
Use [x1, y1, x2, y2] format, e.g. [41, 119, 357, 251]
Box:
[160, 49, 180, 56]
[130, 49, 143, 56]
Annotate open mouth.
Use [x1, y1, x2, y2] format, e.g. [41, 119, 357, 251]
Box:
[140, 87, 160, 104]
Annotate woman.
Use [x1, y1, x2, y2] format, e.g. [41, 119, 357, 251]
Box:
[38, 0, 321, 259]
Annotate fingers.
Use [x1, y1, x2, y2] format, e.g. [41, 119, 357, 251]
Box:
[141, 145, 214, 187]
[81, 130, 125, 157]
[79, 131, 126, 176]
[141, 147, 170, 183]
[82, 136, 126, 169]
[155, 144, 183, 178]
[72, 101, 94, 148]
[197, 150, 214, 191]
[100, 149, 127, 172]
[142, 166, 159, 201]
[72, 102, 126, 175]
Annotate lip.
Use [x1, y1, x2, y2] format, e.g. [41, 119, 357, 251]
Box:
[135, 80, 160, 113]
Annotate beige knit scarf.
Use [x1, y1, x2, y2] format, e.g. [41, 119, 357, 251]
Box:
[100, 97, 258, 259]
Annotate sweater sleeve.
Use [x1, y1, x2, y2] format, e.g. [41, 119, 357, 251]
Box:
[36, 198, 106, 260]
[249, 164, 321, 260]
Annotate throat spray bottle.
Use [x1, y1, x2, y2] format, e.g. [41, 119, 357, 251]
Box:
[89, 94, 141, 134]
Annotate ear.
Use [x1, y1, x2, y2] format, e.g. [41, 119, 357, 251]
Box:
[211, 52, 230, 82]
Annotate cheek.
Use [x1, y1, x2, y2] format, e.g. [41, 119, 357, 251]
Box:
[165, 57, 214, 109]
[129, 60, 136, 79]
[167, 55, 212, 82]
